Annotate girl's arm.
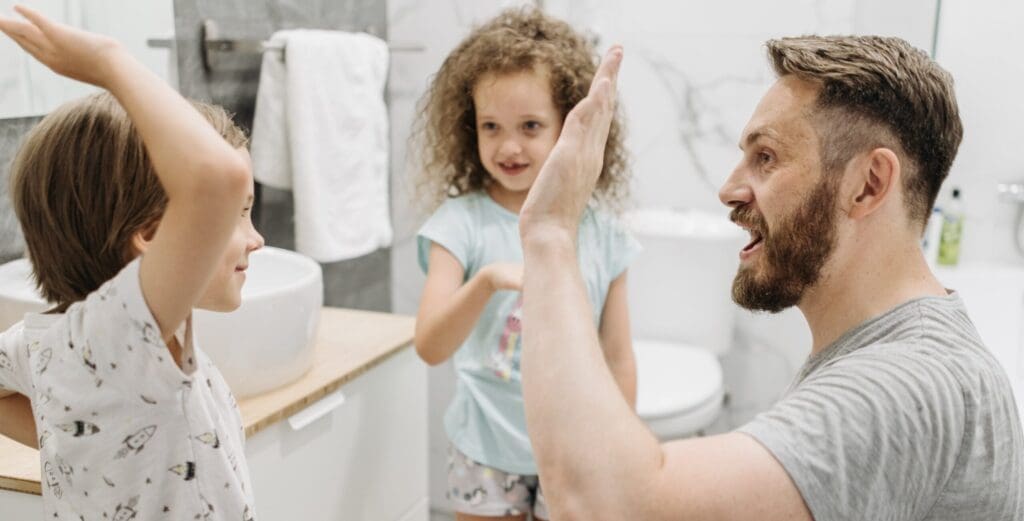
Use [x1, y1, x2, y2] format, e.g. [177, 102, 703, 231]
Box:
[599, 271, 637, 409]
[0, 393, 38, 448]
[415, 243, 521, 366]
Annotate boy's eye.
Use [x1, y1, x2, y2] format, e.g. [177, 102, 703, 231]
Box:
[480, 122, 497, 131]
[242, 206, 252, 217]
[523, 121, 541, 131]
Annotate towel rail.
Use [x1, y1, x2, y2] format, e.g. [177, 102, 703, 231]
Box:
[146, 19, 424, 70]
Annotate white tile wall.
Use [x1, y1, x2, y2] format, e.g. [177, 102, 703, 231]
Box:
[0, 0, 174, 119]
[935, 0, 1024, 266]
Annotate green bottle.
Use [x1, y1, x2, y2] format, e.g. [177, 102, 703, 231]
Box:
[937, 188, 963, 266]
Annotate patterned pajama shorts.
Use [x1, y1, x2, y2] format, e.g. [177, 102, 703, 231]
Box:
[447, 444, 550, 519]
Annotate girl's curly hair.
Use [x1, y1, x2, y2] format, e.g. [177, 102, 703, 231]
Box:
[413, 7, 630, 211]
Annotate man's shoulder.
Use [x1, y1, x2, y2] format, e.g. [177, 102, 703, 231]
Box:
[820, 339, 966, 387]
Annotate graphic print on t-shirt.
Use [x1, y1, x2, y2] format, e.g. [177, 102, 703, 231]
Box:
[492, 296, 523, 381]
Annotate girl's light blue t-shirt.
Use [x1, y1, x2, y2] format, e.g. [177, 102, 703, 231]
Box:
[417, 192, 641, 475]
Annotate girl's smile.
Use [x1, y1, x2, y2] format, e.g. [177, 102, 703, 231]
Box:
[472, 67, 562, 210]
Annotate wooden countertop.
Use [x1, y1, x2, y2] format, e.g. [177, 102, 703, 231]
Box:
[0, 307, 416, 496]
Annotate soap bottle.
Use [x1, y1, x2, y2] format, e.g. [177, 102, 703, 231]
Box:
[937, 188, 963, 266]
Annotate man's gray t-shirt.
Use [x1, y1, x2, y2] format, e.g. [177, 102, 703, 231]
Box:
[739, 294, 1024, 520]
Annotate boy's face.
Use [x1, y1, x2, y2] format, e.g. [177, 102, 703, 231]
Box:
[473, 68, 562, 198]
[196, 148, 265, 312]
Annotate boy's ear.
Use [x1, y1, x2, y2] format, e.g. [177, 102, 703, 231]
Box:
[129, 220, 160, 256]
[848, 147, 900, 220]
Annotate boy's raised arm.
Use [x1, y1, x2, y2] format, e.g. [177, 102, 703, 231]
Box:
[0, 5, 249, 341]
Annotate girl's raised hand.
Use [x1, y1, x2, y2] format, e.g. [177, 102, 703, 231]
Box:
[0, 4, 124, 88]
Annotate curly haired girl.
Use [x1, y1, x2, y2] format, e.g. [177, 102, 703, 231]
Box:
[412, 8, 639, 520]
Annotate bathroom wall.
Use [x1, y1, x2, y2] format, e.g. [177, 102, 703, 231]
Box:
[0, 117, 41, 264]
[0, 0, 174, 119]
[173, 0, 393, 310]
[935, 0, 1024, 266]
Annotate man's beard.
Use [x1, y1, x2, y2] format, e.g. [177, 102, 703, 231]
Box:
[730, 177, 839, 312]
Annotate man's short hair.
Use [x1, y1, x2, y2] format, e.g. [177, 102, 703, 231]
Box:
[767, 35, 963, 225]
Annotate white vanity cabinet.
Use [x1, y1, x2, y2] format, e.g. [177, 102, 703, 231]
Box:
[246, 347, 428, 521]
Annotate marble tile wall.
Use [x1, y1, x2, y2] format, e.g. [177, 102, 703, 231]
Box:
[173, 0, 392, 310]
[0, 117, 41, 264]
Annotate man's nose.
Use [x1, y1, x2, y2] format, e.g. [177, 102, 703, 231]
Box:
[719, 165, 753, 209]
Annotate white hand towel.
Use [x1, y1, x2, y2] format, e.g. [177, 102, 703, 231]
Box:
[251, 29, 392, 262]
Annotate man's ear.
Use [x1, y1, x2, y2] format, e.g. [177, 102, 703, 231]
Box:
[848, 147, 900, 220]
[129, 220, 160, 257]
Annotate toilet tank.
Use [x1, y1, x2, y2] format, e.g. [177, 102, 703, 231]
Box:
[624, 208, 746, 355]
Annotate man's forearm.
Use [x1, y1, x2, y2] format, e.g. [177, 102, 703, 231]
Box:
[606, 348, 638, 409]
[521, 233, 660, 517]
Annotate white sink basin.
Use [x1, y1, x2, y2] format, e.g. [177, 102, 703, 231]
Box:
[0, 246, 323, 398]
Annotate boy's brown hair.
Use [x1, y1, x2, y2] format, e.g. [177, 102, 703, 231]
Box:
[414, 6, 630, 210]
[766, 35, 963, 225]
[9, 92, 247, 307]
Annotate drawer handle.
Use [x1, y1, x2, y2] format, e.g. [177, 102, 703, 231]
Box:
[287, 388, 347, 431]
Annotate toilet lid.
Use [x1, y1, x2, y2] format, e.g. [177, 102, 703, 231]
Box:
[635, 339, 724, 420]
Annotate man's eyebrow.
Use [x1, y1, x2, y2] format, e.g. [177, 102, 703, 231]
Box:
[739, 126, 782, 150]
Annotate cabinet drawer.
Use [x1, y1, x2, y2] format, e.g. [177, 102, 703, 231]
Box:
[246, 348, 428, 520]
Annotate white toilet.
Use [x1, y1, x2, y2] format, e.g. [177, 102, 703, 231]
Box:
[626, 208, 746, 439]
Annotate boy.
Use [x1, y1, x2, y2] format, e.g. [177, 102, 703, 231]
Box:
[0, 5, 263, 518]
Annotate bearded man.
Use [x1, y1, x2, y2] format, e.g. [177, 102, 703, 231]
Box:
[516, 37, 1024, 520]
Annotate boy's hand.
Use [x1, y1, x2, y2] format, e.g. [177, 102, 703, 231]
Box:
[519, 46, 623, 244]
[482, 263, 524, 292]
[0, 4, 124, 89]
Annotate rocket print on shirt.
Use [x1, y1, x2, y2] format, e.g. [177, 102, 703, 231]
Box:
[116, 425, 156, 458]
[492, 296, 523, 381]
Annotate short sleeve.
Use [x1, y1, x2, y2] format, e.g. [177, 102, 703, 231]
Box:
[738, 346, 966, 520]
[55, 257, 187, 397]
[0, 323, 31, 395]
[601, 213, 642, 280]
[417, 197, 475, 275]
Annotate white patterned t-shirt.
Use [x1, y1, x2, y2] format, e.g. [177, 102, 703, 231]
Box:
[0, 258, 256, 520]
